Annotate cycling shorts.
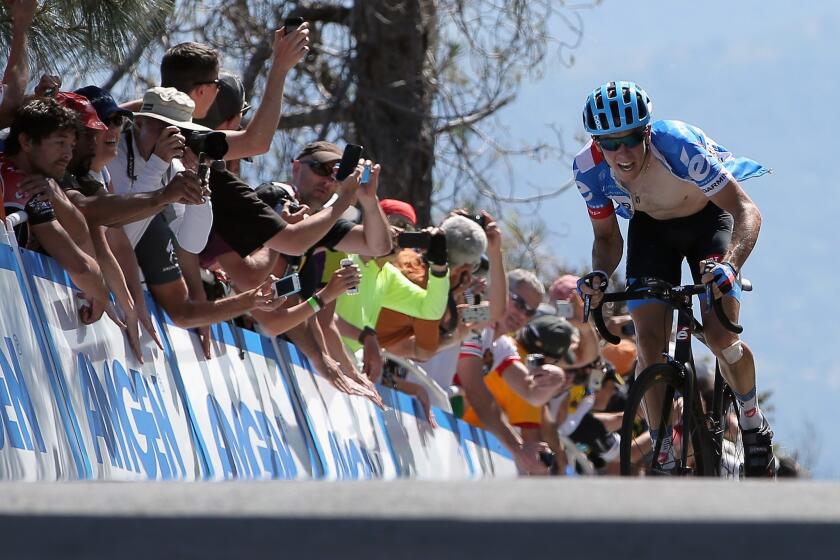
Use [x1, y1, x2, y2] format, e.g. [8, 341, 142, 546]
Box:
[625, 202, 733, 311]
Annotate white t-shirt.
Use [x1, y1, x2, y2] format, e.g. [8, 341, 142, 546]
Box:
[458, 326, 521, 375]
[107, 131, 212, 252]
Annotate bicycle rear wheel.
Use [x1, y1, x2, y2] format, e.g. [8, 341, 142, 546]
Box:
[619, 363, 714, 476]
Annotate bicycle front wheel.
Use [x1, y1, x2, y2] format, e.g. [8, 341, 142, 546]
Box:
[716, 386, 745, 479]
[619, 363, 713, 476]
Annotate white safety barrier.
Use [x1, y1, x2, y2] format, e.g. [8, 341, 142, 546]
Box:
[0, 228, 77, 479]
[0, 228, 515, 481]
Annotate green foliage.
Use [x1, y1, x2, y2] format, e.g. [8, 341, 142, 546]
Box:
[0, 0, 175, 71]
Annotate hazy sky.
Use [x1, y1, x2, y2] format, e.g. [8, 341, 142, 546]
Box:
[496, 1, 838, 476]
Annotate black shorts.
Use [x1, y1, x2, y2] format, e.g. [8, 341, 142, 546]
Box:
[626, 202, 733, 288]
[209, 168, 287, 258]
[135, 213, 182, 286]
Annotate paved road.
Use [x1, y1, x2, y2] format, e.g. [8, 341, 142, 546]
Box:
[1, 478, 838, 559]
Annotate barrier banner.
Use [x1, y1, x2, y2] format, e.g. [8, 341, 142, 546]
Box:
[0, 241, 78, 480]
[277, 342, 398, 480]
[160, 319, 316, 480]
[23, 250, 201, 480]
[376, 386, 479, 479]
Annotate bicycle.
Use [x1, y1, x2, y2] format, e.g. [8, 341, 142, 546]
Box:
[586, 276, 751, 478]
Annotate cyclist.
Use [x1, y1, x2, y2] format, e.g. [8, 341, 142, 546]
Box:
[574, 81, 775, 476]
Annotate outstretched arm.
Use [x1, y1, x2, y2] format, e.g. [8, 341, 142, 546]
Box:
[0, 0, 36, 127]
[221, 25, 310, 160]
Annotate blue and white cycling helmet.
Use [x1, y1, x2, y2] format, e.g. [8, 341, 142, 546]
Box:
[582, 81, 653, 135]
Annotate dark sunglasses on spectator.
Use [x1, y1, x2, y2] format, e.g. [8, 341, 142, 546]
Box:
[299, 159, 337, 178]
[194, 79, 222, 89]
[106, 114, 132, 130]
[388, 217, 416, 231]
[595, 129, 645, 152]
[510, 292, 538, 317]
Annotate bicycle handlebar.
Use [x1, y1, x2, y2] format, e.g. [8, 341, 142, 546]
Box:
[587, 278, 751, 345]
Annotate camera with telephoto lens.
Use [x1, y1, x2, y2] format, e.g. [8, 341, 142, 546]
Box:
[179, 129, 229, 161]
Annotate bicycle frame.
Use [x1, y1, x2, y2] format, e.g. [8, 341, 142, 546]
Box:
[590, 278, 748, 477]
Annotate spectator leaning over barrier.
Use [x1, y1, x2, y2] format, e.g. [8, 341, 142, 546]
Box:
[237, 142, 390, 403]
[334, 219, 454, 382]
[53, 91, 155, 360]
[547, 274, 640, 473]
[1, 98, 116, 324]
[376, 211, 489, 362]
[62, 87, 170, 358]
[107, 87, 211, 250]
[454, 256, 567, 475]
[122, 22, 309, 162]
[461, 313, 578, 454]
[98, 88, 287, 343]
[0, 0, 36, 130]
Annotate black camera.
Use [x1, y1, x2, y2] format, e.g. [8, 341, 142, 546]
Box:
[473, 254, 490, 277]
[526, 354, 546, 368]
[255, 182, 301, 214]
[180, 129, 229, 161]
[468, 213, 487, 229]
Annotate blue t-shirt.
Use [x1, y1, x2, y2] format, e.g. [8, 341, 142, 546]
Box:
[573, 119, 771, 220]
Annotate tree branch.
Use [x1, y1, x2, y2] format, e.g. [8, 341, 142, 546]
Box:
[434, 95, 515, 134]
[277, 104, 352, 130]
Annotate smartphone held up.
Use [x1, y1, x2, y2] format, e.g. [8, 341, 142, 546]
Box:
[273, 273, 301, 299]
[340, 258, 359, 295]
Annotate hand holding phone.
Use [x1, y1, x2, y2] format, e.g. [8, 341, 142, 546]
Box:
[340, 258, 359, 295]
[284, 17, 304, 31]
[335, 144, 363, 181]
[461, 304, 490, 324]
[556, 300, 574, 319]
[273, 273, 301, 298]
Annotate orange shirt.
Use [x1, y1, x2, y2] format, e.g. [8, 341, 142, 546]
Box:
[375, 249, 443, 352]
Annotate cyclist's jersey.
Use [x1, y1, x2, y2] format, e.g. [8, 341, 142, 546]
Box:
[573, 119, 770, 220]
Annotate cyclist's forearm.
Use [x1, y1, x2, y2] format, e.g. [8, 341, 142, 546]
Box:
[592, 236, 623, 276]
[724, 204, 762, 270]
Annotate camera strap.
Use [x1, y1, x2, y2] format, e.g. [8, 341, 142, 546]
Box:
[124, 128, 137, 182]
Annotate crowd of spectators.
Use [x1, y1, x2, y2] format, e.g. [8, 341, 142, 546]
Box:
[0, 4, 800, 477]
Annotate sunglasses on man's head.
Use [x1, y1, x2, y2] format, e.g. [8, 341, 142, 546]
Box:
[595, 129, 646, 152]
[194, 79, 222, 89]
[299, 159, 337, 178]
[510, 292, 538, 317]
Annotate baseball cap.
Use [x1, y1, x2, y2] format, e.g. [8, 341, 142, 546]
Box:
[550, 274, 580, 302]
[521, 315, 577, 363]
[54, 92, 107, 131]
[73, 85, 133, 122]
[194, 71, 251, 130]
[379, 199, 417, 227]
[296, 140, 342, 163]
[134, 87, 209, 132]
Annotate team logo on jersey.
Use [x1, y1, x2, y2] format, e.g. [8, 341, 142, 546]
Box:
[610, 193, 633, 214]
[680, 146, 711, 182]
[576, 180, 594, 202]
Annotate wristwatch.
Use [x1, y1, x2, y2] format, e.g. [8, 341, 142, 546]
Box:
[358, 326, 377, 344]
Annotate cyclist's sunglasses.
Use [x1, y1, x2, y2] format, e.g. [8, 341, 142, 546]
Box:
[595, 129, 645, 152]
[299, 159, 338, 178]
[510, 292, 538, 317]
